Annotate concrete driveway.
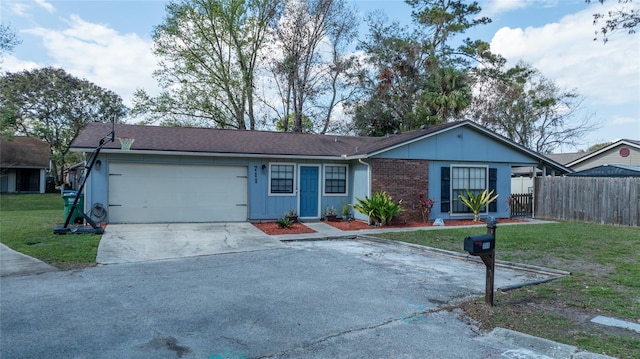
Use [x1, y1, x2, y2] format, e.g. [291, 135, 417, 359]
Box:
[97, 222, 286, 264]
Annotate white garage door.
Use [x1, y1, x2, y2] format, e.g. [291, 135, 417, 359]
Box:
[108, 163, 247, 223]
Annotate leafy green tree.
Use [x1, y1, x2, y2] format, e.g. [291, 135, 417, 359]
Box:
[133, 0, 281, 129]
[467, 62, 599, 153]
[349, 0, 495, 135]
[420, 66, 472, 125]
[587, 141, 613, 152]
[0, 24, 20, 57]
[275, 113, 313, 132]
[587, 0, 639, 42]
[0, 67, 127, 184]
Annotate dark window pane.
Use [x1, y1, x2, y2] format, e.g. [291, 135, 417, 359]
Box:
[325, 166, 346, 194]
[271, 165, 294, 194]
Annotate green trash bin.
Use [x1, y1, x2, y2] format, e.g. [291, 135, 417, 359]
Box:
[62, 191, 84, 224]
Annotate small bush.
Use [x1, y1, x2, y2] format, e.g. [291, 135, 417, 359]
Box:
[276, 217, 291, 228]
[353, 191, 402, 226]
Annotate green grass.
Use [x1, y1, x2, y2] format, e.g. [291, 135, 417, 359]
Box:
[375, 221, 640, 358]
[0, 194, 100, 269]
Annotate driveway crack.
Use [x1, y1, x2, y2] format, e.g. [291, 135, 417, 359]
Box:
[257, 306, 457, 359]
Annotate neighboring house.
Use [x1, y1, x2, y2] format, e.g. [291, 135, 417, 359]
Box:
[546, 139, 640, 171]
[70, 121, 569, 224]
[64, 162, 86, 191]
[0, 136, 50, 194]
[567, 164, 640, 177]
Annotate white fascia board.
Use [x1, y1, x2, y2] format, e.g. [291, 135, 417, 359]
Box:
[70, 147, 350, 161]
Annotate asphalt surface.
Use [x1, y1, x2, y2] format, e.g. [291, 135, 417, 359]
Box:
[1, 233, 613, 359]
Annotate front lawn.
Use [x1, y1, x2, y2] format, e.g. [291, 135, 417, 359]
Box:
[0, 194, 100, 269]
[374, 221, 640, 359]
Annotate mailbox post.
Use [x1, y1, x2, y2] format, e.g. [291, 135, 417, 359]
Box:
[464, 217, 497, 306]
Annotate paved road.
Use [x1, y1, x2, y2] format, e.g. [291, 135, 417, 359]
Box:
[1, 239, 610, 359]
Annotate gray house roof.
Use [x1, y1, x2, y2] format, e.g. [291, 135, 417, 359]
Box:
[0, 136, 50, 168]
[72, 121, 463, 157]
[544, 152, 590, 165]
[71, 120, 570, 173]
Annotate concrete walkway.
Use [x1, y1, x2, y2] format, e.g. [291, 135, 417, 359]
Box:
[0, 243, 58, 277]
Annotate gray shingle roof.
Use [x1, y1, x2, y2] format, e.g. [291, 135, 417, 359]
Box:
[544, 152, 590, 165]
[0, 136, 50, 168]
[71, 121, 462, 158]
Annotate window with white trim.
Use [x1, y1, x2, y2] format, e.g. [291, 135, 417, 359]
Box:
[451, 166, 487, 214]
[269, 164, 295, 195]
[324, 165, 347, 195]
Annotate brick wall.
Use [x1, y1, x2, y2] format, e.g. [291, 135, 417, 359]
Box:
[369, 158, 430, 223]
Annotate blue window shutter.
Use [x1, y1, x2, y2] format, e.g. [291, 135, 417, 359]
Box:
[441, 167, 450, 213]
[489, 168, 497, 212]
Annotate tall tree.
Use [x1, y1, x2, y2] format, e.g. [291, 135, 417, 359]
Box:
[266, 0, 359, 133]
[587, 0, 639, 42]
[0, 24, 20, 57]
[0, 67, 127, 184]
[349, 0, 494, 135]
[466, 62, 599, 153]
[133, 0, 281, 129]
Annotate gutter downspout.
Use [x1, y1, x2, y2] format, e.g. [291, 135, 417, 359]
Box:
[358, 158, 370, 197]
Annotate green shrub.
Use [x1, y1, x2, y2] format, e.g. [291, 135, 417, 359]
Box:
[458, 189, 499, 221]
[276, 217, 291, 228]
[353, 191, 402, 226]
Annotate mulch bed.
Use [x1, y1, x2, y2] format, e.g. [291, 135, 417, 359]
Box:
[324, 218, 527, 231]
[253, 218, 527, 235]
[252, 222, 317, 235]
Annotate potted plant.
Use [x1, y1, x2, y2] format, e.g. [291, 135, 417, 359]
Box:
[285, 209, 298, 223]
[341, 203, 352, 221]
[323, 206, 338, 222]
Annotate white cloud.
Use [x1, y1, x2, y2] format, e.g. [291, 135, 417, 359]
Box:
[611, 116, 639, 125]
[7, 2, 31, 17]
[489, 2, 640, 105]
[479, 0, 560, 18]
[21, 15, 159, 107]
[479, 0, 529, 18]
[1, 55, 40, 72]
[34, 0, 55, 13]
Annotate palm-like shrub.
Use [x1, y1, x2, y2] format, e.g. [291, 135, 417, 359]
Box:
[353, 191, 403, 226]
[458, 189, 499, 221]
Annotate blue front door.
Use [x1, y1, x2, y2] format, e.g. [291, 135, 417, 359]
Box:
[299, 166, 319, 217]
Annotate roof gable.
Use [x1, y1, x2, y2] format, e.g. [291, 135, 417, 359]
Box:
[0, 136, 50, 168]
[566, 139, 640, 167]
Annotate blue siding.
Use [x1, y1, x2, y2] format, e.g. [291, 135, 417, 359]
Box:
[428, 161, 512, 220]
[83, 125, 540, 223]
[377, 127, 537, 165]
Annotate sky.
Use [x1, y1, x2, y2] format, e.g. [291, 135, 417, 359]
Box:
[1, 0, 639, 153]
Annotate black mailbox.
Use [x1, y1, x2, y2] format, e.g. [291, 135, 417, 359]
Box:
[464, 234, 495, 255]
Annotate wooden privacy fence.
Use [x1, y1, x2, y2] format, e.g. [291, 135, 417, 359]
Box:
[534, 176, 640, 226]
